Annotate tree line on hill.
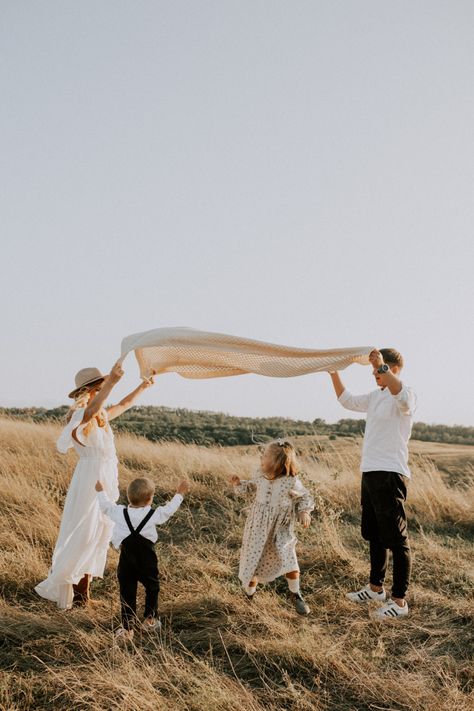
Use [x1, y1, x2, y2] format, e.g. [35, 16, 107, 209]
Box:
[1, 406, 473, 447]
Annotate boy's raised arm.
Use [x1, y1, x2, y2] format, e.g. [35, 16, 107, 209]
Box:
[95, 481, 116, 517]
[152, 480, 189, 526]
[329, 371, 370, 412]
[328, 371, 345, 399]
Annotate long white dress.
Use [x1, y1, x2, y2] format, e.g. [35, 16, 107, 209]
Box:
[237, 470, 314, 588]
[35, 408, 119, 609]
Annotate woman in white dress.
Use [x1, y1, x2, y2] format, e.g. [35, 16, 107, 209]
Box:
[35, 361, 154, 609]
[230, 439, 314, 615]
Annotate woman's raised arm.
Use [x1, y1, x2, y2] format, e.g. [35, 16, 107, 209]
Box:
[82, 361, 124, 424]
[107, 372, 156, 421]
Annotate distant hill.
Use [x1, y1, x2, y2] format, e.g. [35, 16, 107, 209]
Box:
[1, 405, 473, 447]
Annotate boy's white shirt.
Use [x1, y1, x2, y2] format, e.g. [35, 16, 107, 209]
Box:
[338, 384, 417, 478]
[97, 490, 183, 548]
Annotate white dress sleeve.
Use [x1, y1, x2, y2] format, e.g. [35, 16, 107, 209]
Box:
[289, 477, 315, 513]
[234, 468, 261, 495]
[56, 408, 89, 453]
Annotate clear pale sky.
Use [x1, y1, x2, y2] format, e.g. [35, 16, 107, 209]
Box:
[1, 1, 473, 426]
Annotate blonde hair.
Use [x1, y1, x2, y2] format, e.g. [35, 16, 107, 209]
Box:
[127, 478, 155, 506]
[66, 385, 108, 437]
[262, 439, 299, 480]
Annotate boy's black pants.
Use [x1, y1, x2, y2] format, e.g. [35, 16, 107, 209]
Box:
[117, 535, 160, 629]
[361, 471, 411, 599]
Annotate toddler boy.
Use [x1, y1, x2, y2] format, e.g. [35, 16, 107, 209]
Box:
[95, 476, 190, 641]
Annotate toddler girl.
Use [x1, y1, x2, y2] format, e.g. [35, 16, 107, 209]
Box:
[230, 439, 314, 615]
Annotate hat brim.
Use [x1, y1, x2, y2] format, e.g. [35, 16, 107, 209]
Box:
[68, 377, 106, 399]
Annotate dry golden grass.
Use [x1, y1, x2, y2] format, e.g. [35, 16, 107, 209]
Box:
[0, 417, 473, 711]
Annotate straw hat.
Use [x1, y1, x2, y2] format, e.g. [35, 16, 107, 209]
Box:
[68, 367, 106, 399]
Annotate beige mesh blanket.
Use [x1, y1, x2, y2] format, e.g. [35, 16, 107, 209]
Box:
[120, 327, 372, 380]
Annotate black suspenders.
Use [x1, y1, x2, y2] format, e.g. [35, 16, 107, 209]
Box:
[123, 507, 156, 536]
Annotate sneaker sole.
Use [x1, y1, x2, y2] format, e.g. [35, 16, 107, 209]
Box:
[346, 593, 386, 603]
[374, 610, 408, 621]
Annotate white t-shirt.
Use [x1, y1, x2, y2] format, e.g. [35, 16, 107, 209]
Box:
[97, 491, 183, 549]
[338, 384, 417, 478]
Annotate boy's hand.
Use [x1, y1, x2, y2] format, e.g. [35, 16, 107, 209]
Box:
[298, 511, 311, 528]
[230, 475, 241, 486]
[177, 480, 191, 496]
[369, 349, 384, 369]
[95, 480, 104, 492]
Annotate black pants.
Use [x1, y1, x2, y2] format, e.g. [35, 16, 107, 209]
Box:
[117, 535, 160, 629]
[361, 471, 411, 599]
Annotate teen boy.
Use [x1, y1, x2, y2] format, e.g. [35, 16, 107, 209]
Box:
[329, 348, 417, 619]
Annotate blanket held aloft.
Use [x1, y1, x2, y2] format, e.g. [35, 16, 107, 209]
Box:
[120, 327, 372, 380]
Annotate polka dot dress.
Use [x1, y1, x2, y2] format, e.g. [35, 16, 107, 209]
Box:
[235, 470, 314, 587]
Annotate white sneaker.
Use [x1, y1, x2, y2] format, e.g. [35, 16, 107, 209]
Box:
[373, 599, 409, 620]
[142, 617, 161, 633]
[346, 584, 386, 603]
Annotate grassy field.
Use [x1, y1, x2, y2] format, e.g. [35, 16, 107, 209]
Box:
[0, 417, 473, 711]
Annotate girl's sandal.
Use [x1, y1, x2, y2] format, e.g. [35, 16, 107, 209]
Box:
[114, 627, 135, 643]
